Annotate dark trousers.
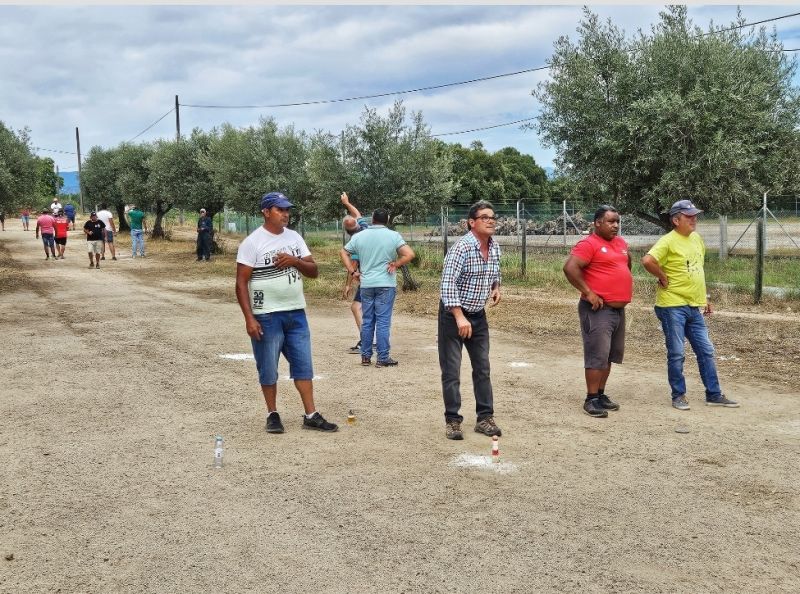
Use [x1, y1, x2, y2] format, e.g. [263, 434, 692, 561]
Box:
[197, 230, 212, 260]
[437, 301, 494, 423]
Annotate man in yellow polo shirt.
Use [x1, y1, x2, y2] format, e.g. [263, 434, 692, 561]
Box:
[642, 200, 739, 411]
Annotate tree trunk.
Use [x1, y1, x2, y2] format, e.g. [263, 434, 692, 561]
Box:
[151, 200, 173, 238]
[635, 210, 672, 232]
[115, 203, 130, 232]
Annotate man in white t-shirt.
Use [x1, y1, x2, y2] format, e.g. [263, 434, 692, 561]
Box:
[50, 197, 62, 215]
[95, 203, 117, 260]
[235, 191, 338, 434]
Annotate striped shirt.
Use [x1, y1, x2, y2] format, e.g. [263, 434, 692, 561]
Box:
[440, 231, 501, 313]
[236, 226, 311, 314]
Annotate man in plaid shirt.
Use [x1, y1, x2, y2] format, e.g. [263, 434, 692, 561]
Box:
[438, 200, 502, 440]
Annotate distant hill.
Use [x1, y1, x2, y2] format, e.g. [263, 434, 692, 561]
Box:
[59, 171, 79, 195]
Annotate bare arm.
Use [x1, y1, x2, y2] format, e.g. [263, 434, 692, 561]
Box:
[235, 263, 263, 340]
[641, 254, 669, 288]
[387, 244, 415, 274]
[340, 192, 361, 219]
[563, 255, 604, 310]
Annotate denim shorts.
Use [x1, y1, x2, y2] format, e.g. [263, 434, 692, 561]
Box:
[251, 309, 314, 386]
[353, 287, 362, 303]
[41, 233, 55, 248]
[105, 231, 114, 243]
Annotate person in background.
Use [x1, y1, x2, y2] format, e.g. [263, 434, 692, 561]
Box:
[0, 209, 5, 231]
[196, 208, 214, 261]
[35, 208, 57, 260]
[83, 212, 106, 269]
[96, 203, 117, 261]
[127, 204, 147, 258]
[63, 202, 76, 230]
[53, 209, 71, 260]
[340, 208, 415, 367]
[340, 192, 370, 353]
[21, 207, 31, 231]
[641, 199, 739, 411]
[50, 197, 61, 215]
[563, 205, 632, 418]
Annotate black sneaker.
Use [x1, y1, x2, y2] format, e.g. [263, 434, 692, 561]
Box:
[583, 397, 608, 418]
[361, 356, 371, 366]
[375, 358, 398, 368]
[598, 394, 620, 411]
[348, 341, 362, 354]
[265, 411, 285, 434]
[302, 412, 338, 432]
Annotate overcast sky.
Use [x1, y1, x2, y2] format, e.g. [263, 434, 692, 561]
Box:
[2, 3, 799, 173]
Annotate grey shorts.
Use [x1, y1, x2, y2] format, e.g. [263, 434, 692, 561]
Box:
[579, 299, 626, 369]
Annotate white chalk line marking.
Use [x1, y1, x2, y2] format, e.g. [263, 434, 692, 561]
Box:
[509, 361, 531, 368]
[449, 453, 518, 474]
[219, 353, 254, 360]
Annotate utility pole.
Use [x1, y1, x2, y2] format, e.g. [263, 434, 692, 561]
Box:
[175, 95, 181, 141]
[75, 127, 84, 213]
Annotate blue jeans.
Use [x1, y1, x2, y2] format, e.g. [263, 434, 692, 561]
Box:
[360, 287, 396, 361]
[251, 310, 313, 386]
[654, 305, 723, 401]
[131, 229, 145, 256]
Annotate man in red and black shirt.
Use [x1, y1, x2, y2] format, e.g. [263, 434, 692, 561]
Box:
[563, 205, 633, 418]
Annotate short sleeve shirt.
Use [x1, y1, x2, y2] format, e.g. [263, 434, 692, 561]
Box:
[84, 219, 106, 241]
[570, 233, 632, 303]
[128, 209, 145, 230]
[37, 215, 56, 235]
[96, 209, 114, 229]
[53, 218, 70, 239]
[236, 226, 311, 314]
[647, 230, 707, 307]
[343, 225, 406, 288]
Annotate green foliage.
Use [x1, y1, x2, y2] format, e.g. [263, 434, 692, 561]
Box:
[34, 157, 62, 201]
[535, 6, 800, 229]
[203, 118, 308, 216]
[450, 141, 548, 206]
[307, 101, 454, 222]
[0, 122, 37, 210]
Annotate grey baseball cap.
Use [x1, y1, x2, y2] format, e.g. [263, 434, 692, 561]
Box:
[669, 200, 703, 217]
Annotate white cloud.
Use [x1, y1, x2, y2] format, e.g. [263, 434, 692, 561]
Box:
[1, 4, 797, 173]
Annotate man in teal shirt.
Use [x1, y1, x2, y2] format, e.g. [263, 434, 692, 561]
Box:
[341, 208, 415, 367]
[127, 205, 147, 258]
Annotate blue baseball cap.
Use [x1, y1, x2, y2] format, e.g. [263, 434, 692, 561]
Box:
[260, 192, 293, 210]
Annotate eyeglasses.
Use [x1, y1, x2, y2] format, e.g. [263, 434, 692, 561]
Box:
[474, 215, 498, 222]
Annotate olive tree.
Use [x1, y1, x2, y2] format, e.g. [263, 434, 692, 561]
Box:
[535, 6, 800, 229]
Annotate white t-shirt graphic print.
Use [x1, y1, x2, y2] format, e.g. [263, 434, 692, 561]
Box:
[236, 226, 311, 314]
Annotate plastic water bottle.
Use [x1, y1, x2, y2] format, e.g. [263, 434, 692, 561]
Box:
[347, 410, 356, 426]
[213, 435, 224, 469]
[491, 436, 500, 464]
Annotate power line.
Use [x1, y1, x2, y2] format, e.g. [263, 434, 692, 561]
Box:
[698, 11, 800, 37]
[180, 66, 550, 110]
[432, 117, 536, 137]
[127, 107, 175, 142]
[33, 146, 77, 155]
[177, 11, 800, 113]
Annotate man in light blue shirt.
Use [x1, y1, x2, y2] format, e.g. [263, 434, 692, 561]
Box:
[341, 208, 415, 367]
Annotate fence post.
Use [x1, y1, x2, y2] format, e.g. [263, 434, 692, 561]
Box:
[441, 206, 448, 257]
[521, 205, 527, 277]
[754, 217, 764, 304]
[562, 200, 567, 248]
[719, 215, 728, 261]
[410, 214, 414, 243]
[245, 214, 250, 235]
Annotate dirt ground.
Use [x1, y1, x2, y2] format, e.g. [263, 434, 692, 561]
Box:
[1, 226, 798, 593]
